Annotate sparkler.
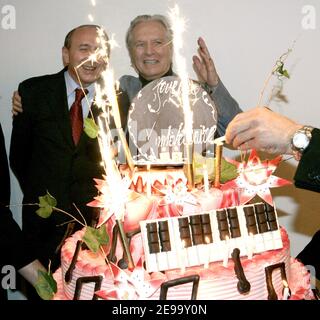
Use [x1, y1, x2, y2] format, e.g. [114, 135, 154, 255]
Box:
[169, 5, 194, 189]
[102, 69, 134, 171]
[78, 26, 134, 269]
[77, 27, 133, 171]
[96, 117, 134, 270]
[87, 0, 96, 22]
[214, 142, 223, 188]
[95, 29, 134, 269]
[212, 135, 225, 188]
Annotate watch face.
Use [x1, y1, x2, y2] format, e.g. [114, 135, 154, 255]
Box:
[293, 132, 309, 149]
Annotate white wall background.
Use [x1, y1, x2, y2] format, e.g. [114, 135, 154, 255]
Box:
[0, 0, 319, 298]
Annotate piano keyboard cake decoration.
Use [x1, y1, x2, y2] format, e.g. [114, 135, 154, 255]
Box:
[140, 202, 283, 273]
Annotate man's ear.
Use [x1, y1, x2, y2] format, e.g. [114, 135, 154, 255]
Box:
[62, 47, 69, 67]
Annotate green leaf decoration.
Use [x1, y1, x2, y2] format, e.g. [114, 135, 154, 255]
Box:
[83, 226, 109, 253]
[275, 62, 290, 79]
[36, 192, 57, 218]
[84, 117, 99, 139]
[220, 158, 238, 183]
[192, 152, 238, 185]
[34, 270, 57, 300]
[281, 69, 290, 79]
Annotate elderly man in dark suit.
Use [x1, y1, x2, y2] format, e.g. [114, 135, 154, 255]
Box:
[0, 123, 46, 300]
[9, 25, 127, 276]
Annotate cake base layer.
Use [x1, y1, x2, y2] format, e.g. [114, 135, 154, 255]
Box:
[53, 228, 313, 300]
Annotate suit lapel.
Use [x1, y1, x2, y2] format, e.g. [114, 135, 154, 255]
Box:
[47, 69, 74, 148]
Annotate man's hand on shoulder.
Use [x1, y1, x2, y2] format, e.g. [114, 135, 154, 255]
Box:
[12, 90, 23, 116]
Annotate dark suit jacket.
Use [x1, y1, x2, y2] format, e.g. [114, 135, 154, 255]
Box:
[296, 230, 320, 281]
[9, 69, 109, 270]
[0, 124, 35, 299]
[294, 128, 320, 193]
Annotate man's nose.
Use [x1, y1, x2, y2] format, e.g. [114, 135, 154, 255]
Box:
[145, 42, 154, 55]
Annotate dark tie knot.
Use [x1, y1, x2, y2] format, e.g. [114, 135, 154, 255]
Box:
[74, 88, 88, 103]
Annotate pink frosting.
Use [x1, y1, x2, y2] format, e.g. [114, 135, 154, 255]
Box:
[55, 227, 313, 300]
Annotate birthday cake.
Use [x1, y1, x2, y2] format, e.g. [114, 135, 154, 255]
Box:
[52, 164, 313, 300]
[50, 77, 313, 300]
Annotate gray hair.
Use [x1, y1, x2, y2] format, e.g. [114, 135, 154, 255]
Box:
[64, 24, 110, 55]
[125, 14, 173, 52]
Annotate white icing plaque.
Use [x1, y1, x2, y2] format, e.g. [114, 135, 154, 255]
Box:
[128, 76, 218, 165]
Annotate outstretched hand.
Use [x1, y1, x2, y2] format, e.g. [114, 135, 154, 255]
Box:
[225, 106, 302, 155]
[192, 37, 219, 87]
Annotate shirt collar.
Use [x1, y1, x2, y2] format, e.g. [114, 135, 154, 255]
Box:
[64, 70, 95, 99]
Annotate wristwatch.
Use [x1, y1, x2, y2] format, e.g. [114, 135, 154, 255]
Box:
[291, 125, 314, 160]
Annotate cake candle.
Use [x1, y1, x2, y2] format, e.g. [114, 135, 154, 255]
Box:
[214, 143, 223, 188]
[203, 164, 210, 196]
[146, 163, 152, 198]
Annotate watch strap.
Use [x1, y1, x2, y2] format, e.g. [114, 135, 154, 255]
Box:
[291, 125, 314, 160]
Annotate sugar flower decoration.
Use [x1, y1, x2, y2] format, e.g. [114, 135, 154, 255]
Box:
[221, 149, 291, 205]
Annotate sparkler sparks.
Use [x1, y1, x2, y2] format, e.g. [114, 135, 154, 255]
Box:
[90, 28, 134, 268]
[100, 68, 135, 170]
[108, 33, 120, 51]
[71, 26, 131, 223]
[168, 5, 194, 187]
[72, 27, 131, 171]
[76, 27, 110, 70]
[168, 5, 193, 145]
[88, 0, 96, 22]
